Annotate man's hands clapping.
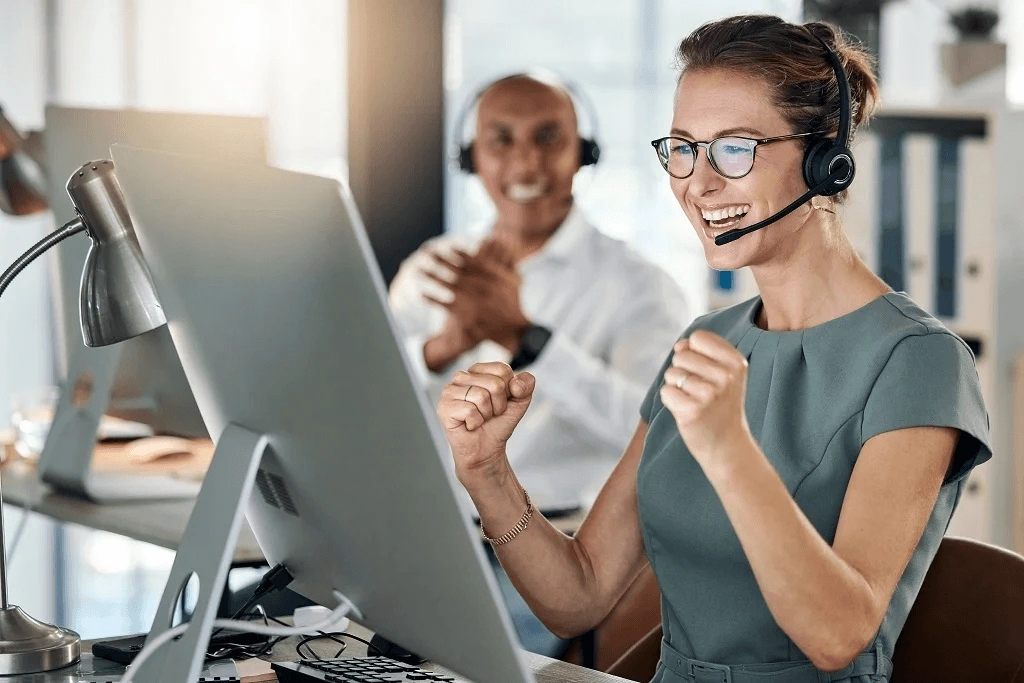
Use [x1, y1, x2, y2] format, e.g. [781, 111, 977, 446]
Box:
[421, 238, 532, 372]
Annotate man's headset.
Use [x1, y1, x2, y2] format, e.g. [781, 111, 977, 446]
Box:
[452, 72, 602, 174]
[714, 37, 855, 246]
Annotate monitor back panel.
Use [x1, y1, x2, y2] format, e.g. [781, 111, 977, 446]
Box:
[112, 145, 534, 683]
[45, 106, 266, 435]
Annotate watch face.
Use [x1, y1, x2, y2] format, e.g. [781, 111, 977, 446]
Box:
[521, 325, 551, 353]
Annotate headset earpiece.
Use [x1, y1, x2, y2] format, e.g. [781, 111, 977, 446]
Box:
[802, 136, 854, 196]
[579, 137, 601, 167]
[458, 142, 475, 173]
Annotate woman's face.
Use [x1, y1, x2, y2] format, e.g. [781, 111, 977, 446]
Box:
[669, 68, 811, 271]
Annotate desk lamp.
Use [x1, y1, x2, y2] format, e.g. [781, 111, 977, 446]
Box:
[0, 106, 47, 217]
[0, 159, 166, 673]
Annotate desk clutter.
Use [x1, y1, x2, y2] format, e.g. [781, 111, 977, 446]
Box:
[90, 436, 214, 480]
[0, 428, 213, 482]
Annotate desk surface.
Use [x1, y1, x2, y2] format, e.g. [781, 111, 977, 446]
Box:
[0, 460, 266, 563]
[0, 460, 586, 565]
[268, 622, 630, 683]
[78, 621, 632, 683]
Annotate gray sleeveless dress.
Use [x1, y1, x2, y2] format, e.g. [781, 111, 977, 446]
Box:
[637, 292, 991, 683]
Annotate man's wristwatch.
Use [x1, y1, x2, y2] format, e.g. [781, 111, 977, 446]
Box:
[509, 324, 552, 371]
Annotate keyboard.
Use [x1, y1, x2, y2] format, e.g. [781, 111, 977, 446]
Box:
[272, 657, 457, 683]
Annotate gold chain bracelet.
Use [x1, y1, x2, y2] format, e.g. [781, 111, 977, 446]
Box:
[481, 489, 534, 546]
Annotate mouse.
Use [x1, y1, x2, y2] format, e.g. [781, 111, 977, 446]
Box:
[125, 436, 195, 464]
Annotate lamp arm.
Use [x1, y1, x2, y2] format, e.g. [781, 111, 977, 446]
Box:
[0, 217, 86, 301]
[0, 215, 85, 609]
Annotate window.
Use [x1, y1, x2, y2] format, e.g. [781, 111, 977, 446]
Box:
[444, 0, 802, 310]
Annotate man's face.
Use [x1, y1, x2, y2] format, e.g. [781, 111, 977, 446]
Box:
[472, 78, 581, 237]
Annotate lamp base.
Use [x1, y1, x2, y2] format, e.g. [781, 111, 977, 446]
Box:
[0, 606, 80, 675]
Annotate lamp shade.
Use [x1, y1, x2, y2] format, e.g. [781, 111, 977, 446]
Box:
[66, 160, 167, 347]
[0, 107, 47, 216]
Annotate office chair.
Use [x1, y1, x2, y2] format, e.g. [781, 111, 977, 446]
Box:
[604, 537, 1024, 682]
[604, 622, 661, 682]
[890, 536, 1024, 681]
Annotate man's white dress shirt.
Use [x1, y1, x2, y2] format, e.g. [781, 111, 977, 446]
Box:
[388, 207, 692, 510]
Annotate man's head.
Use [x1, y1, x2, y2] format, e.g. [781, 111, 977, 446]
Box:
[469, 75, 584, 242]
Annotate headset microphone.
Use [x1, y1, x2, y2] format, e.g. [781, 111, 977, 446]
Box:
[713, 162, 850, 246]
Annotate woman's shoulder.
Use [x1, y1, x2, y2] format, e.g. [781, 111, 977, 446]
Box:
[864, 292, 976, 362]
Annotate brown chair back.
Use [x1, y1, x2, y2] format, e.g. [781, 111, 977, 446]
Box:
[605, 623, 662, 682]
[892, 536, 1024, 682]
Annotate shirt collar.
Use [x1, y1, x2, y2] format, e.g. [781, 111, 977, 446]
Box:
[524, 204, 591, 265]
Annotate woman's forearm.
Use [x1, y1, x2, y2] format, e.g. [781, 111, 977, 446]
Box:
[705, 438, 878, 671]
[462, 458, 617, 638]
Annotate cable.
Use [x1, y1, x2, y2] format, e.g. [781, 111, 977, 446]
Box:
[330, 632, 379, 654]
[266, 613, 379, 661]
[296, 633, 348, 660]
[205, 607, 282, 663]
[205, 565, 296, 661]
[5, 481, 36, 566]
[119, 590, 359, 683]
[209, 564, 294, 642]
[268, 611, 375, 660]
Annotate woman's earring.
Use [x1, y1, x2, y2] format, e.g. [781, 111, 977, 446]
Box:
[810, 195, 836, 214]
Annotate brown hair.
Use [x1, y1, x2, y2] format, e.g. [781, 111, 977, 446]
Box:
[675, 14, 880, 150]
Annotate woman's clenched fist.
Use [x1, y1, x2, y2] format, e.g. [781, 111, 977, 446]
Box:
[437, 362, 536, 485]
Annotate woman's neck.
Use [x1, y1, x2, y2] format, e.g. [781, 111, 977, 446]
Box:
[750, 210, 890, 331]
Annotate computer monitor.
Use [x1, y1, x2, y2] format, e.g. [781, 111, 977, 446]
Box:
[111, 145, 534, 683]
[38, 106, 267, 501]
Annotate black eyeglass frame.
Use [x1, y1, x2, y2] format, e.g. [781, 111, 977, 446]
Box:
[650, 131, 827, 180]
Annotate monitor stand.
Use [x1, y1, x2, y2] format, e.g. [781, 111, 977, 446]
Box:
[37, 345, 200, 502]
[129, 423, 359, 683]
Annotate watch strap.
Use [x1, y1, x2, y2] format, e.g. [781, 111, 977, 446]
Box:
[509, 324, 552, 371]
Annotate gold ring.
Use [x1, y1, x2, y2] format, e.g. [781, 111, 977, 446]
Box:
[674, 374, 688, 390]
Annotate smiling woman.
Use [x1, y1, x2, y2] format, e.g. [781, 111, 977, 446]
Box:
[663, 17, 878, 272]
[434, 13, 992, 683]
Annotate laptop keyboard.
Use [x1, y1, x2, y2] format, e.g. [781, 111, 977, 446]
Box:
[272, 657, 457, 683]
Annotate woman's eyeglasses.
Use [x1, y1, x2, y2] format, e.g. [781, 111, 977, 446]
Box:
[650, 132, 825, 180]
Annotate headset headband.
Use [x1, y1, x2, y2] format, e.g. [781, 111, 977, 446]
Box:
[816, 36, 852, 152]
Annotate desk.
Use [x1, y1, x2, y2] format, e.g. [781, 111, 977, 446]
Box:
[268, 622, 632, 683]
[0, 459, 586, 564]
[76, 621, 633, 683]
[0, 460, 265, 564]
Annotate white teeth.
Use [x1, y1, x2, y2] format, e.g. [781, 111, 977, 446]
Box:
[701, 205, 750, 222]
[507, 182, 547, 203]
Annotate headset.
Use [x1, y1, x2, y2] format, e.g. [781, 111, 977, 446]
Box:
[714, 36, 855, 246]
[451, 71, 601, 174]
